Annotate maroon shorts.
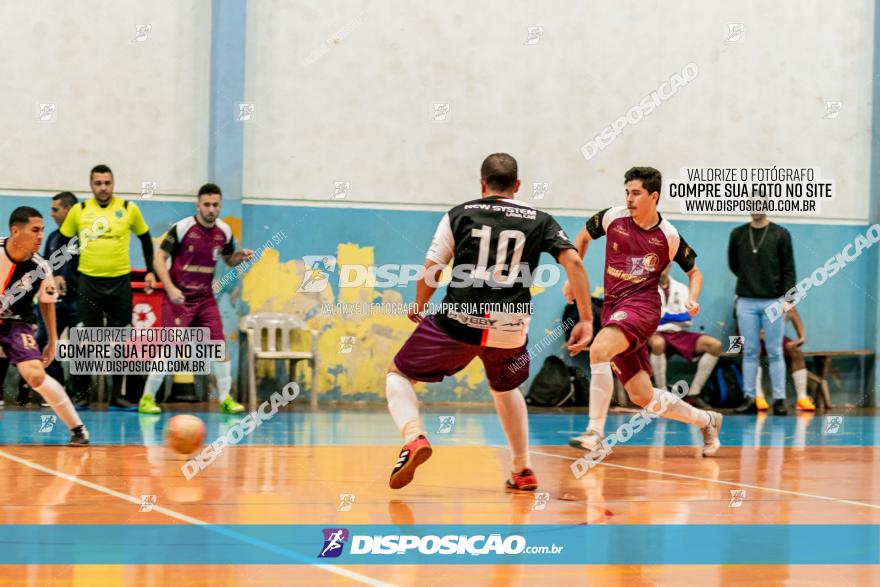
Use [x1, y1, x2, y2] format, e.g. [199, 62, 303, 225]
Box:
[393, 315, 528, 392]
[162, 296, 225, 342]
[602, 298, 660, 385]
[0, 321, 42, 365]
[659, 330, 703, 361]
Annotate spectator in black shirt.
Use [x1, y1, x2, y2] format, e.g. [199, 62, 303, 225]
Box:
[728, 200, 796, 415]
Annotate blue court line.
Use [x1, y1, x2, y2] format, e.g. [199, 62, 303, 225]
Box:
[2, 524, 878, 565]
[0, 410, 875, 447]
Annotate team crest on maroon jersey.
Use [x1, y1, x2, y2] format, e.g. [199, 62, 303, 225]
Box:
[629, 253, 659, 276]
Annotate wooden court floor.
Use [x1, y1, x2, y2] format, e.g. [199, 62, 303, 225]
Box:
[0, 407, 877, 586]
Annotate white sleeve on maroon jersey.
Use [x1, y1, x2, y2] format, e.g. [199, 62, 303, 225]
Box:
[602, 206, 631, 232]
[658, 218, 681, 261]
[425, 213, 454, 266]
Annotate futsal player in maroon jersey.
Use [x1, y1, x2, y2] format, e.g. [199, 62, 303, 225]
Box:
[565, 167, 723, 457]
[139, 184, 253, 414]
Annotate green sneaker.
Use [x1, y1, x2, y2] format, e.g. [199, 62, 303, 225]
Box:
[138, 394, 161, 414]
[221, 396, 245, 414]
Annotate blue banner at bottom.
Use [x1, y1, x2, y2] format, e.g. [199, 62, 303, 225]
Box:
[2, 524, 878, 565]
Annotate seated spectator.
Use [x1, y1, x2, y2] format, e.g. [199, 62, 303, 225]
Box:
[648, 265, 721, 408]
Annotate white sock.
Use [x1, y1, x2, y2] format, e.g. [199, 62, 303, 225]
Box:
[792, 368, 807, 400]
[587, 362, 613, 436]
[755, 366, 765, 399]
[386, 372, 424, 442]
[690, 353, 718, 396]
[650, 353, 667, 389]
[646, 387, 710, 428]
[143, 372, 167, 398]
[34, 374, 83, 430]
[491, 387, 531, 472]
[212, 360, 232, 403]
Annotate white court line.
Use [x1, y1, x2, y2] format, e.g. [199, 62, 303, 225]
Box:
[0, 448, 396, 587]
[526, 448, 880, 511]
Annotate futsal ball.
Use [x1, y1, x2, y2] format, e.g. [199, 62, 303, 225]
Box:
[165, 415, 206, 455]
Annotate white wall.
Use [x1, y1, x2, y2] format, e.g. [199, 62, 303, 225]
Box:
[244, 0, 874, 222]
[0, 0, 211, 197]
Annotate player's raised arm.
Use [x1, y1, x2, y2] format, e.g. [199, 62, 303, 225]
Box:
[408, 213, 454, 322]
[37, 267, 59, 367]
[563, 209, 608, 301]
[224, 248, 254, 267]
[153, 228, 185, 305]
[574, 226, 591, 259]
[684, 266, 703, 317]
[676, 234, 702, 317]
[557, 248, 593, 355]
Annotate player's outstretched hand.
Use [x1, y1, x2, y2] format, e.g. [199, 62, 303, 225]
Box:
[42, 341, 56, 368]
[144, 272, 157, 295]
[54, 275, 67, 296]
[406, 303, 424, 323]
[685, 299, 700, 317]
[240, 248, 255, 262]
[167, 285, 185, 305]
[561, 281, 574, 303]
[567, 319, 593, 356]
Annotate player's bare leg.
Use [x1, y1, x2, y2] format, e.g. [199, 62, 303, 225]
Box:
[19, 359, 89, 446]
[648, 334, 666, 389]
[386, 364, 431, 489]
[685, 335, 721, 409]
[786, 342, 814, 411]
[490, 385, 537, 490]
[140, 370, 167, 414]
[623, 370, 723, 457]
[569, 326, 629, 451]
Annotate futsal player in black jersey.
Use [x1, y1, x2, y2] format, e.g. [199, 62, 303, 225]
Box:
[386, 154, 594, 491]
[0, 207, 88, 445]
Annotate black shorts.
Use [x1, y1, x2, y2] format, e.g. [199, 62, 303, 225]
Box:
[77, 274, 132, 327]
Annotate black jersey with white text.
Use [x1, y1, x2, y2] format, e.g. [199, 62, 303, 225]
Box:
[426, 196, 574, 348]
[0, 238, 58, 322]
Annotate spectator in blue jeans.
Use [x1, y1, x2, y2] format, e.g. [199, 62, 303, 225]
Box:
[728, 204, 796, 415]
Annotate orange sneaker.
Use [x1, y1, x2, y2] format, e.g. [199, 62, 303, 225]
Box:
[505, 468, 538, 491]
[389, 435, 432, 489]
[756, 395, 769, 411]
[796, 397, 816, 411]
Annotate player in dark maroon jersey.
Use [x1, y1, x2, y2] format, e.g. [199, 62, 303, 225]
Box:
[565, 167, 723, 457]
[139, 184, 253, 414]
[387, 153, 594, 492]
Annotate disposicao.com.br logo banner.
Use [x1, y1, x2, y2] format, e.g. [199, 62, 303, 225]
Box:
[4, 524, 877, 565]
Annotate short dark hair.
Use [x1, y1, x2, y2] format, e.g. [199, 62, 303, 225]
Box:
[52, 191, 78, 209]
[90, 164, 113, 181]
[480, 153, 518, 192]
[624, 166, 662, 198]
[9, 206, 42, 229]
[197, 183, 222, 198]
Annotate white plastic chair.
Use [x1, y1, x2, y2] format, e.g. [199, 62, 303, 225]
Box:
[239, 313, 317, 410]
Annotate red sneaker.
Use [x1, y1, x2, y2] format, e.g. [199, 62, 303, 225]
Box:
[505, 468, 538, 491]
[389, 435, 432, 489]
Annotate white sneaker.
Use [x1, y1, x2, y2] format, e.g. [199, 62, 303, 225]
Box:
[701, 411, 723, 457]
[569, 429, 604, 451]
